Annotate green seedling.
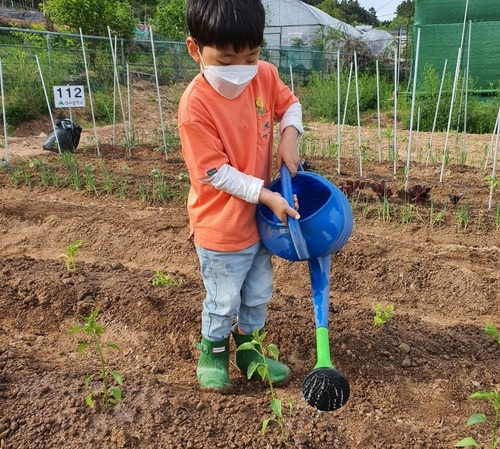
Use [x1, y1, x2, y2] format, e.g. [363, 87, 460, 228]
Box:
[83, 135, 95, 152]
[359, 142, 371, 163]
[393, 166, 407, 183]
[0, 159, 9, 171]
[373, 303, 394, 326]
[361, 196, 370, 218]
[29, 158, 51, 186]
[456, 323, 500, 448]
[236, 329, 293, 441]
[60, 239, 83, 272]
[376, 197, 391, 222]
[10, 166, 23, 185]
[458, 149, 468, 166]
[400, 203, 421, 225]
[118, 180, 126, 198]
[84, 163, 97, 193]
[178, 172, 190, 202]
[138, 182, 150, 202]
[101, 163, 113, 195]
[485, 175, 500, 193]
[165, 125, 181, 151]
[444, 150, 451, 166]
[60, 151, 75, 166]
[21, 165, 31, 189]
[151, 271, 183, 287]
[429, 201, 446, 227]
[485, 322, 500, 345]
[151, 168, 169, 202]
[486, 175, 500, 210]
[70, 309, 123, 411]
[69, 161, 82, 190]
[327, 140, 340, 158]
[123, 126, 139, 149]
[456, 202, 472, 230]
[476, 210, 485, 232]
[455, 390, 500, 449]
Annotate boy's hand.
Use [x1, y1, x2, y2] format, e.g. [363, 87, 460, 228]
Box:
[259, 188, 300, 227]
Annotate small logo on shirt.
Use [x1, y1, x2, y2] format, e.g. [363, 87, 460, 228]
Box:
[255, 96, 265, 115]
[206, 168, 218, 176]
[261, 121, 270, 140]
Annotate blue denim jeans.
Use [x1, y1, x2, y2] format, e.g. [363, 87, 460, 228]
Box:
[195, 241, 273, 341]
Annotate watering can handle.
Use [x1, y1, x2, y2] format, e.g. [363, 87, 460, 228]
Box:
[280, 164, 309, 260]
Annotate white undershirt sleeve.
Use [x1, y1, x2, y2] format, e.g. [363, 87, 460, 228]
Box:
[199, 102, 302, 202]
[279, 102, 304, 136]
[200, 163, 264, 204]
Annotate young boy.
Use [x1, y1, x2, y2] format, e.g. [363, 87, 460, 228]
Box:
[178, 0, 304, 391]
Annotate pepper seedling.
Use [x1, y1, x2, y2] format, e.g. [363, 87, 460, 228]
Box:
[70, 309, 123, 410]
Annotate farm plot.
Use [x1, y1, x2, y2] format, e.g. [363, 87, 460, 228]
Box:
[1, 120, 500, 448]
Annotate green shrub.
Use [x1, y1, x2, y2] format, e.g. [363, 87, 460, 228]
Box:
[404, 64, 500, 134]
[300, 69, 395, 125]
[86, 91, 114, 124]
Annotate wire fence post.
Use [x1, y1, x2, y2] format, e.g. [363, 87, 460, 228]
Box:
[0, 58, 8, 163]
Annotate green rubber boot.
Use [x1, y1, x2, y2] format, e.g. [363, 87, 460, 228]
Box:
[232, 327, 291, 385]
[195, 337, 230, 391]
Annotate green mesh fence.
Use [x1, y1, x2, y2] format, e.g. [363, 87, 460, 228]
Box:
[413, 0, 500, 93]
[414, 0, 498, 24]
[278, 46, 323, 73]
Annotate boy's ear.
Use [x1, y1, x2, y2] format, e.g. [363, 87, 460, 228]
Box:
[186, 37, 201, 64]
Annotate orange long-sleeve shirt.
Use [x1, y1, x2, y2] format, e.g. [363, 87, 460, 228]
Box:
[178, 60, 299, 252]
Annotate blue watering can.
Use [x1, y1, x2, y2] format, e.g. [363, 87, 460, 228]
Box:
[257, 164, 353, 411]
[257, 165, 353, 261]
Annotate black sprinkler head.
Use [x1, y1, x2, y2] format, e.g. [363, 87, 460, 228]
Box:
[302, 367, 350, 411]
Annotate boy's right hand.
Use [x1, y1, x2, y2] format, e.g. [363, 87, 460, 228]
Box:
[259, 188, 300, 227]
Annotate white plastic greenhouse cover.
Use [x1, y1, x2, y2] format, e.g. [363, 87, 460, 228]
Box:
[357, 27, 395, 56]
[262, 0, 361, 48]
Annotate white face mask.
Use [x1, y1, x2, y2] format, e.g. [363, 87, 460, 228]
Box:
[199, 51, 258, 99]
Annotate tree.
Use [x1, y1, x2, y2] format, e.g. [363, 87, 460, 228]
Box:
[151, 0, 188, 42]
[129, 0, 160, 23]
[395, 0, 414, 21]
[306, 0, 378, 26]
[310, 26, 346, 52]
[367, 7, 379, 26]
[337, 0, 373, 26]
[316, 0, 342, 20]
[42, 0, 136, 39]
[387, 0, 414, 30]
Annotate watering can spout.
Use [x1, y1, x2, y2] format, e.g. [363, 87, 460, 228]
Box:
[257, 162, 353, 411]
[314, 327, 334, 369]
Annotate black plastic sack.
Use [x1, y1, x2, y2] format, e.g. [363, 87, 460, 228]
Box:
[42, 118, 82, 153]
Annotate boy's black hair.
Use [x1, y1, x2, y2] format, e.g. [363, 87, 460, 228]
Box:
[186, 0, 265, 53]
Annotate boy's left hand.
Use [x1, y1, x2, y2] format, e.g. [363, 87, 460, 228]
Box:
[259, 189, 300, 227]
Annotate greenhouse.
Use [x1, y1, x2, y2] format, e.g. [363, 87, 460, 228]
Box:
[413, 0, 500, 93]
[261, 0, 395, 72]
[262, 0, 361, 48]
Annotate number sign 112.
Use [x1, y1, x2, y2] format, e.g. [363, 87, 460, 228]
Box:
[53, 85, 85, 108]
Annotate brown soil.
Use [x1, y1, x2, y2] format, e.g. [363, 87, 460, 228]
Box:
[1, 85, 500, 449]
